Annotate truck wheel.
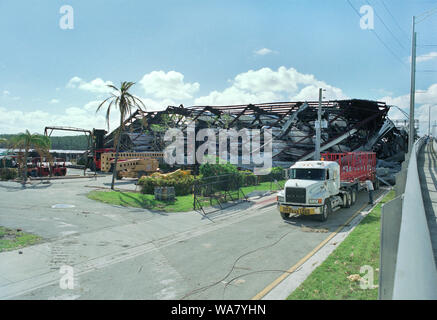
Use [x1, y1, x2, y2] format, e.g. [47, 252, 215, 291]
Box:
[351, 188, 357, 205]
[344, 191, 352, 208]
[280, 212, 290, 220]
[318, 201, 331, 222]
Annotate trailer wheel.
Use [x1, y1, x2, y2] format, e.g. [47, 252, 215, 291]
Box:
[351, 188, 357, 205]
[318, 201, 331, 222]
[280, 212, 290, 220]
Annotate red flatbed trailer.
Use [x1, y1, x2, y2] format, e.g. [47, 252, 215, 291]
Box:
[321, 151, 377, 188]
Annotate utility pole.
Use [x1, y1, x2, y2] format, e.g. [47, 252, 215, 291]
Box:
[314, 88, 323, 161]
[429, 104, 431, 136]
[409, 16, 417, 154]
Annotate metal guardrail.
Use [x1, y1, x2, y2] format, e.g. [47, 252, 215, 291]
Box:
[380, 137, 437, 299]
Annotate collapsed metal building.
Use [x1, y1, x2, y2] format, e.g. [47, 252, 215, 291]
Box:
[103, 99, 408, 169]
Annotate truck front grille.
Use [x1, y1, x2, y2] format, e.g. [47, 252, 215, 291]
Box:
[285, 187, 306, 204]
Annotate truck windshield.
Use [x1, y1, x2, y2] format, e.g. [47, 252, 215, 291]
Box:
[290, 168, 326, 181]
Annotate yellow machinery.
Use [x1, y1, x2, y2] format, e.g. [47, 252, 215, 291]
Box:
[100, 152, 163, 179]
[150, 169, 191, 179]
[114, 158, 159, 179]
[100, 152, 163, 172]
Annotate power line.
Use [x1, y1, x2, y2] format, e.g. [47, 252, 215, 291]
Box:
[365, 0, 409, 52]
[416, 5, 437, 21]
[346, 0, 408, 68]
[380, 0, 411, 41]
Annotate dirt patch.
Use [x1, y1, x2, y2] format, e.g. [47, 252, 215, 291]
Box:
[301, 226, 330, 233]
[0, 226, 42, 252]
[0, 228, 21, 241]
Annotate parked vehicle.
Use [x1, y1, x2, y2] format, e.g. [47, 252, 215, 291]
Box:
[277, 152, 378, 221]
[0, 155, 18, 168]
[27, 157, 67, 177]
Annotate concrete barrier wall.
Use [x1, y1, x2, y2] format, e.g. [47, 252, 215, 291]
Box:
[391, 137, 437, 299]
[379, 195, 403, 300]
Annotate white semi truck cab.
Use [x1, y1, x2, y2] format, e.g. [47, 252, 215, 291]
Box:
[277, 153, 378, 221]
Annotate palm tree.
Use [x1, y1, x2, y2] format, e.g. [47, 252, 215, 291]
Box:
[10, 130, 51, 186]
[97, 81, 145, 190]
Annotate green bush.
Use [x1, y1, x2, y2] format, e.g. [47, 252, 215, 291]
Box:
[199, 161, 240, 178]
[240, 170, 258, 187]
[198, 162, 243, 192]
[0, 168, 18, 181]
[270, 166, 285, 180]
[138, 175, 196, 196]
[257, 166, 285, 182]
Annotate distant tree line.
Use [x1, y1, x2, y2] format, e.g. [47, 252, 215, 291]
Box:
[0, 134, 88, 150]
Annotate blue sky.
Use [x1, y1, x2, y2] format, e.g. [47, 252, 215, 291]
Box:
[1, 0, 437, 134]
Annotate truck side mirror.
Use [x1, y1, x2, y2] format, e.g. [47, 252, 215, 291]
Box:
[284, 169, 289, 179]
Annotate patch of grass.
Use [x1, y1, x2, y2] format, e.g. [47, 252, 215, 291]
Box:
[242, 180, 285, 194]
[287, 190, 396, 300]
[88, 191, 195, 212]
[0, 227, 42, 252]
[88, 180, 285, 212]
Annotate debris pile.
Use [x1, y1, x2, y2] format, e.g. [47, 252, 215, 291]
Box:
[104, 99, 408, 172]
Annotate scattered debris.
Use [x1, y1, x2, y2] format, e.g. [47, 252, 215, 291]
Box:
[301, 226, 330, 233]
[347, 274, 362, 282]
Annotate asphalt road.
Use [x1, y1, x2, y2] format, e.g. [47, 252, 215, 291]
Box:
[0, 172, 383, 300]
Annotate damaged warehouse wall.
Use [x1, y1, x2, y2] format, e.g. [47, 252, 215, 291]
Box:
[103, 99, 408, 182]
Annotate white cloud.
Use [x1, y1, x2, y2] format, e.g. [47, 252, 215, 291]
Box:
[254, 48, 275, 56]
[67, 77, 114, 94]
[137, 97, 177, 111]
[381, 83, 437, 134]
[407, 52, 437, 63]
[2, 90, 20, 100]
[194, 66, 348, 105]
[139, 70, 199, 100]
[83, 100, 101, 111]
[50, 99, 59, 104]
[0, 100, 121, 135]
[417, 52, 437, 63]
[4, 95, 172, 135]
